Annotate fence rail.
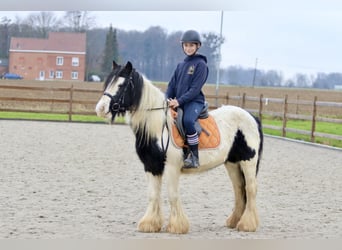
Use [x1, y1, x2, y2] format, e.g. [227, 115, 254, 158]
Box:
[205, 93, 342, 143]
[1, 84, 341, 144]
[0, 85, 101, 121]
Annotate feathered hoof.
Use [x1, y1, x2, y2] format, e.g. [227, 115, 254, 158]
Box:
[138, 218, 163, 233]
[236, 215, 259, 232]
[166, 215, 190, 234]
[166, 223, 189, 234]
[226, 214, 241, 229]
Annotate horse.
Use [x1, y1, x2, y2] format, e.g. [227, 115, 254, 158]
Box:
[95, 61, 263, 234]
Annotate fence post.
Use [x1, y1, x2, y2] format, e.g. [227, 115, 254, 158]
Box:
[68, 85, 74, 122]
[282, 95, 288, 137]
[311, 96, 317, 143]
[259, 94, 263, 122]
[225, 92, 229, 105]
[242, 93, 246, 109]
[296, 95, 299, 114]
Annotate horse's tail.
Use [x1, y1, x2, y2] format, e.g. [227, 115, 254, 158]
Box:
[253, 116, 263, 176]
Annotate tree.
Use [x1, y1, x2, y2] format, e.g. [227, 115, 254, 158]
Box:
[201, 32, 225, 84]
[165, 31, 184, 78]
[117, 30, 144, 69]
[62, 11, 95, 32]
[313, 72, 342, 89]
[295, 73, 311, 88]
[142, 26, 167, 80]
[24, 11, 61, 38]
[101, 25, 119, 75]
[0, 17, 11, 58]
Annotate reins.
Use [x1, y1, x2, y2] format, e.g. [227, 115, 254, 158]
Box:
[161, 106, 170, 155]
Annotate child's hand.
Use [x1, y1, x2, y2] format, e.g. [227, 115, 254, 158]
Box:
[167, 98, 179, 109]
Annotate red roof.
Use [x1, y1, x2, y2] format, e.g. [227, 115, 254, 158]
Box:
[10, 32, 86, 53]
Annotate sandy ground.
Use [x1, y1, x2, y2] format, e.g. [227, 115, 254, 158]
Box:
[0, 120, 341, 239]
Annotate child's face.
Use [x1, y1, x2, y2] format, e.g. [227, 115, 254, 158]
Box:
[182, 42, 200, 56]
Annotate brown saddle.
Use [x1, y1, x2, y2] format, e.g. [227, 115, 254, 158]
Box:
[170, 104, 220, 149]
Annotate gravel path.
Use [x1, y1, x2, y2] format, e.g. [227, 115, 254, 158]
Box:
[0, 120, 341, 239]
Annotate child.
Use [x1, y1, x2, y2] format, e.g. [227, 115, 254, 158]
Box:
[166, 30, 209, 168]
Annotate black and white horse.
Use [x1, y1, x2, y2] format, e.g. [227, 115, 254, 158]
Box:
[95, 61, 263, 234]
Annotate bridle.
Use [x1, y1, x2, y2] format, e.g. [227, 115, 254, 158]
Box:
[103, 73, 135, 119]
[102, 69, 170, 153]
[103, 70, 169, 117]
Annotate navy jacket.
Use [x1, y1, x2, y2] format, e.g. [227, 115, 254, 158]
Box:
[166, 54, 208, 107]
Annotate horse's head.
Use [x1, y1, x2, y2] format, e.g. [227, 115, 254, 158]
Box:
[95, 61, 142, 122]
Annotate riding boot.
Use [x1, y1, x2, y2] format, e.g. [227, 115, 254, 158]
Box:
[183, 144, 199, 168]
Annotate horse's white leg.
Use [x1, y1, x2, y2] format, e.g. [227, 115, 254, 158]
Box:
[165, 165, 189, 234]
[138, 173, 163, 233]
[224, 162, 246, 229]
[236, 160, 259, 232]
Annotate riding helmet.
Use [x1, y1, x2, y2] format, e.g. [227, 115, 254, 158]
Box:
[180, 30, 202, 45]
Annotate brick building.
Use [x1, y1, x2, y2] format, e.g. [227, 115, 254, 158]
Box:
[8, 32, 86, 81]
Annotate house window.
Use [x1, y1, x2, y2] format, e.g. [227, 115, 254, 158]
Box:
[56, 57, 64, 66]
[49, 70, 54, 78]
[56, 70, 63, 79]
[71, 71, 78, 79]
[72, 57, 79, 67]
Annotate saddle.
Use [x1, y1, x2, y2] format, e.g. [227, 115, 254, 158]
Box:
[170, 102, 220, 149]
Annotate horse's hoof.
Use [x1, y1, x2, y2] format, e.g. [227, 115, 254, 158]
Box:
[226, 216, 239, 229]
[166, 224, 189, 234]
[236, 219, 258, 232]
[138, 219, 162, 233]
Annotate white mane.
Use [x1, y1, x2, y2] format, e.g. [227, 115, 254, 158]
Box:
[129, 76, 167, 140]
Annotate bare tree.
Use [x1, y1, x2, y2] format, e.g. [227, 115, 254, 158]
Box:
[24, 11, 61, 37]
[62, 11, 96, 32]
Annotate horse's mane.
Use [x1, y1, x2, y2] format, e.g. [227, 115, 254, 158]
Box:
[129, 75, 167, 141]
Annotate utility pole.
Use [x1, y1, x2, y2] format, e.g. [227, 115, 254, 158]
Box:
[215, 11, 224, 107]
[252, 58, 258, 88]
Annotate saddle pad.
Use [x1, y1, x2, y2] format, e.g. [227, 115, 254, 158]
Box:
[171, 114, 221, 149]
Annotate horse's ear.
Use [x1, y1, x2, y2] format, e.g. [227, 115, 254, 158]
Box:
[125, 61, 133, 71]
[122, 61, 133, 75]
[112, 60, 119, 70]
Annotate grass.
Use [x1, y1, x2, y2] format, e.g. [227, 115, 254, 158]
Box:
[0, 111, 104, 123]
[262, 117, 342, 135]
[0, 111, 127, 124]
[0, 111, 341, 148]
[262, 117, 342, 148]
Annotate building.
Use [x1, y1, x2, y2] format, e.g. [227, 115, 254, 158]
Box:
[8, 32, 86, 81]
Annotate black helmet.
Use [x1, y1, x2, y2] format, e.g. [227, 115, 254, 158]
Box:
[180, 30, 202, 45]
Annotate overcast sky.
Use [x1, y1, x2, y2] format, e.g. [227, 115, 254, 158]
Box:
[1, 8, 342, 78]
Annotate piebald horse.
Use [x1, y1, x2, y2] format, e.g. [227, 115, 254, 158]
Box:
[95, 61, 263, 234]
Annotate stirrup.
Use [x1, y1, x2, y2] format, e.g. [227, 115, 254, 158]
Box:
[183, 153, 199, 169]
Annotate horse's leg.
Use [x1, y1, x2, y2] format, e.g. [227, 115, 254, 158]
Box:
[236, 160, 259, 232]
[224, 162, 246, 229]
[137, 173, 164, 233]
[165, 165, 189, 234]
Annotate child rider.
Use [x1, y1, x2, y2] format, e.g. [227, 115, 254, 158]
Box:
[166, 30, 209, 168]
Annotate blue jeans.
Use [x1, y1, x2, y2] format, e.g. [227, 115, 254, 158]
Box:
[182, 101, 204, 135]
